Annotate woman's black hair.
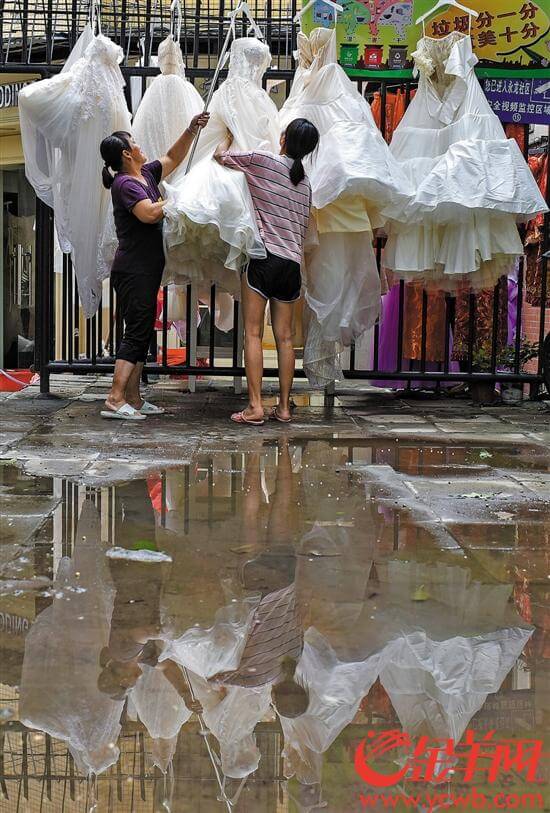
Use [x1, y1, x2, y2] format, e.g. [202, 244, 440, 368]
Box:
[283, 118, 319, 186]
[100, 131, 132, 189]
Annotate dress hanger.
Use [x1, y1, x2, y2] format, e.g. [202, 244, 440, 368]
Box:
[170, 0, 182, 42]
[293, 0, 343, 27]
[90, 0, 102, 35]
[415, 0, 478, 36]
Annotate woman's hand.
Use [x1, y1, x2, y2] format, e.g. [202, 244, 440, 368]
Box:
[187, 111, 210, 136]
[160, 112, 210, 179]
[214, 130, 234, 163]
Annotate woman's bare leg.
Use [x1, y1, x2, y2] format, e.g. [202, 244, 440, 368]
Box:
[242, 275, 267, 421]
[270, 299, 295, 420]
[125, 362, 144, 408]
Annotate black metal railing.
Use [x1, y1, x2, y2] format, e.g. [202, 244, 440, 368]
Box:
[2, 3, 549, 396]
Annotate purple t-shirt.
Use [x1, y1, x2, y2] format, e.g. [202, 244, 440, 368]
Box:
[110, 160, 164, 275]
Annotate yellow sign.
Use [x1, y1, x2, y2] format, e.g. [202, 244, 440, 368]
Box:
[303, 0, 550, 68]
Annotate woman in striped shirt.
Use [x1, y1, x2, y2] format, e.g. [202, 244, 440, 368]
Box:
[215, 118, 319, 426]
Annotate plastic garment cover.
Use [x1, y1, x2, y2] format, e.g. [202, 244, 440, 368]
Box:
[302, 230, 380, 387]
[280, 29, 395, 384]
[131, 663, 192, 741]
[99, 37, 203, 275]
[162, 36, 281, 297]
[383, 33, 548, 291]
[19, 500, 123, 775]
[193, 680, 273, 778]
[99, 37, 233, 329]
[160, 594, 260, 680]
[18, 28, 131, 316]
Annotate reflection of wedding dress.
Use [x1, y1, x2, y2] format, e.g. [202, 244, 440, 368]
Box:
[281, 627, 382, 785]
[19, 500, 123, 775]
[163, 37, 280, 297]
[281, 29, 406, 385]
[19, 27, 131, 317]
[383, 33, 547, 292]
[379, 626, 532, 743]
[370, 560, 534, 742]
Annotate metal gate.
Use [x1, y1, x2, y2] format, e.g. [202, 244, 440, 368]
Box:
[1, 1, 549, 396]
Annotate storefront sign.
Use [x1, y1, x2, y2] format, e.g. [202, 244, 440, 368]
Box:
[0, 611, 30, 635]
[0, 81, 32, 109]
[303, 0, 550, 71]
[483, 76, 550, 123]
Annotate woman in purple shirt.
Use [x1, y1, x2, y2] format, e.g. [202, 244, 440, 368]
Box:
[99, 113, 208, 420]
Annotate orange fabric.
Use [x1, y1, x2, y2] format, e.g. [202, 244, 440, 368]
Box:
[402, 281, 448, 363]
[506, 123, 526, 154]
[371, 88, 415, 141]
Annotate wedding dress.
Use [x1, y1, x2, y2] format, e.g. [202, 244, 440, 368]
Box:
[18, 26, 131, 317]
[163, 36, 281, 298]
[383, 32, 548, 292]
[133, 36, 203, 185]
[280, 28, 410, 385]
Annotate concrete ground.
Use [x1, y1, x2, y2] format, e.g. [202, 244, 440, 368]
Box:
[0, 374, 549, 811]
[2, 373, 549, 483]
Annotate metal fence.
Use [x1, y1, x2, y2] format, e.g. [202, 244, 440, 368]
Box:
[1, 1, 549, 396]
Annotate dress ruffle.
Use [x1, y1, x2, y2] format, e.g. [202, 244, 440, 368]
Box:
[162, 36, 280, 293]
[384, 33, 548, 290]
[162, 160, 266, 296]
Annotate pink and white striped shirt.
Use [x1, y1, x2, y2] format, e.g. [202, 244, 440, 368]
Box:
[220, 150, 312, 266]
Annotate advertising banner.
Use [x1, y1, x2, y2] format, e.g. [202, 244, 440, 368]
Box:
[301, 0, 550, 71]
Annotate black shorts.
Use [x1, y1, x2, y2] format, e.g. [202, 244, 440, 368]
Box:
[245, 251, 302, 303]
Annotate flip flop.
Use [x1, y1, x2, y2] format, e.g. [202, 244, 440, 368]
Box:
[100, 403, 146, 421]
[270, 406, 292, 423]
[230, 410, 265, 426]
[139, 400, 165, 415]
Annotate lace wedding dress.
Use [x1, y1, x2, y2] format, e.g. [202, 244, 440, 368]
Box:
[162, 36, 281, 298]
[133, 36, 203, 185]
[383, 32, 547, 291]
[19, 26, 131, 317]
[280, 28, 411, 386]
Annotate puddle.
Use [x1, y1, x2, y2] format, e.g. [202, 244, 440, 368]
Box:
[0, 438, 548, 811]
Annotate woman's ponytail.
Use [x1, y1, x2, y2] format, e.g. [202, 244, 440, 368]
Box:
[100, 131, 132, 189]
[283, 118, 319, 186]
[289, 157, 305, 186]
[102, 165, 115, 189]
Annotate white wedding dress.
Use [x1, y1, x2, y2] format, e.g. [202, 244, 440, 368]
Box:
[133, 36, 203, 186]
[383, 32, 548, 292]
[163, 36, 281, 298]
[18, 26, 131, 317]
[280, 29, 410, 385]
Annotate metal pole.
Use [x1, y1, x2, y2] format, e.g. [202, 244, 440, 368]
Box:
[35, 198, 54, 394]
[184, 18, 235, 174]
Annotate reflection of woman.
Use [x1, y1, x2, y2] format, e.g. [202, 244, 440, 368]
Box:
[99, 113, 208, 421]
[98, 480, 202, 715]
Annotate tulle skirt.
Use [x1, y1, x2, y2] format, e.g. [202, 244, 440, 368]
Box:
[384, 211, 523, 292]
[162, 158, 266, 297]
[303, 232, 381, 387]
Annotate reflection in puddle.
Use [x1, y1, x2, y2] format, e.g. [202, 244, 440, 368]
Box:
[0, 438, 548, 811]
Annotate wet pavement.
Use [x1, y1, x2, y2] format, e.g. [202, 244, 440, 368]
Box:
[0, 378, 549, 811]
